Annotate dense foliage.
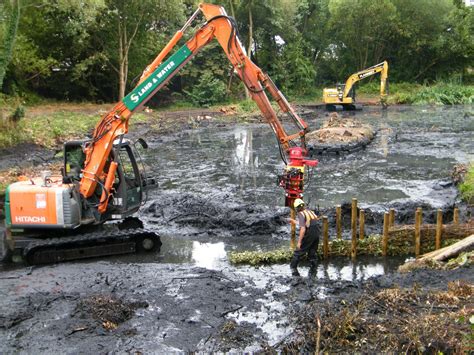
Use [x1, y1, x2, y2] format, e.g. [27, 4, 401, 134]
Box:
[1, 0, 473, 105]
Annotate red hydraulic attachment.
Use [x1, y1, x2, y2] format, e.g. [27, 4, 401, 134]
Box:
[279, 147, 318, 207]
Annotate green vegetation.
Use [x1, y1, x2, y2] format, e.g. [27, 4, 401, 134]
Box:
[228, 235, 462, 266]
[358, 82, 474, 105]
[1, 0, 472, 104]
[0, 0, 20, 90]
[0, 109, 150, 148]
[393, 84, 474, 105]
[459, 163, 474, 203]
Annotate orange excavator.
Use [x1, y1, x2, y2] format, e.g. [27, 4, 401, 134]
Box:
[2, 3, 317, 264]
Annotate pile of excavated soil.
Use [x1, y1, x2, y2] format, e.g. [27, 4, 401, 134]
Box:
[307, 114, 375, 155]
[146, 192, 288, 238]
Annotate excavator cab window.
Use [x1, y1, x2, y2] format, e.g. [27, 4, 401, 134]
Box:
[116, 143, 142, 211]
[63, 141, 86, 182]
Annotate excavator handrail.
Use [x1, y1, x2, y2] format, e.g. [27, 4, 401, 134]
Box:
[79, 3, 315, 213]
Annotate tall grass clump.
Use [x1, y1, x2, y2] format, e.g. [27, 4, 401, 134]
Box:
[459, 163, 474, 204]
[396, 84, 474, 105]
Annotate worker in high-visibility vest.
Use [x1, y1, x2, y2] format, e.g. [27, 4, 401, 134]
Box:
[289, 198, 320, 277]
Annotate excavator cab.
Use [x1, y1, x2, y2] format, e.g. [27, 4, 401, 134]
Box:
[335, 84, 355, 101]
[62, 139, 155, 219]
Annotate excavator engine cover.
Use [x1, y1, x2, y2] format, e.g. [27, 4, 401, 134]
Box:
[6, 181, 81, 229]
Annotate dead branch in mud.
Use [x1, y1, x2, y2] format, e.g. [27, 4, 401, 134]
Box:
[220, 305, 243, 317]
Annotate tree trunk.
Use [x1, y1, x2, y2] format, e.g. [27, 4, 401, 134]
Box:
[118, 20, 125, 100]
[245, 3, 253, 99]
[0, 0, 20, 91]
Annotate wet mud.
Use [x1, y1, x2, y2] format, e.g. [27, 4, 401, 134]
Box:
[1, 105, 473, 352]
[145, 192, 288, 241]
[1, 260, 471, 353]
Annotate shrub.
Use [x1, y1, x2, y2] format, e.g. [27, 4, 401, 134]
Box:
[184, 71, 227, 107]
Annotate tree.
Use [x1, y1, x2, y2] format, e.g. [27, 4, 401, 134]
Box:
[389, 0, 456, 82]
[94, 0, 183, 100]
[6, 0, 105, 99]
[328, 0, 400, 76]
[0, 0, 20, 90]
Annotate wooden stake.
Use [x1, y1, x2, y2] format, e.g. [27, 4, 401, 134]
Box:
[389, 208, 395, 227]
[359, 209, 365, 240]
[435, 209, 442, 250]
[290, 207, 296, 250]
[323, 216, 329, 259]
[351, 198, 357, 259]
[336, 205, 342, 239]
[382, 212, 389, 256]
[453, 208, 459, 225]
[415, 207, 422, 257]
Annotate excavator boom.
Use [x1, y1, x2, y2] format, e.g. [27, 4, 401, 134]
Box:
[342, 61, 389, 101]
[3, 3, 317, 264]
[81, 3, 315, 212]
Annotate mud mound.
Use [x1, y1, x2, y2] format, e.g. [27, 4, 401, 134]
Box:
[307, 115, 375, 155]
[146, 192, 287, 237]
[74, 295, 147, 327]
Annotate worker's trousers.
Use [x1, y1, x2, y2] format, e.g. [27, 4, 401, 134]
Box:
[290, 226, 319, 270]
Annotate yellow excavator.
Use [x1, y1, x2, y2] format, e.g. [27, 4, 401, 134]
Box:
[323, 61, 389, 111]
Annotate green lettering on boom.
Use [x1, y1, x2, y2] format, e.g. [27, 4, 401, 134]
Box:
[123, 45, 192, 111]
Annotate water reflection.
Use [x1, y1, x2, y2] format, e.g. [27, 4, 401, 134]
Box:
[233, 128, 258, 197]
[191, 241, 226, 269]
[318, 261, 385, 281]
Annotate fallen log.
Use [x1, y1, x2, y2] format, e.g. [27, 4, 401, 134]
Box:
[419, 234, 474, 262]
[398, 235, 474, 273]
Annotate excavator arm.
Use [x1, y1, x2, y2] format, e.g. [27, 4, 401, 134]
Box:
[80, 3, 317, 213]
[342, 61, 389, 104]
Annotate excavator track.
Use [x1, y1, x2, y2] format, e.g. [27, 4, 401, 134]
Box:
[23, 229, 161, 265]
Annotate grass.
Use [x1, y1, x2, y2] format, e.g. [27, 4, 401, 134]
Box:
[459, 163, 474, 203]
[0, 106, 150, 149]
[357, 81, 474, 105]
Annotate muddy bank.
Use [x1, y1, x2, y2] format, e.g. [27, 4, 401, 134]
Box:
[0, 259, 471, 353]
[0, 143, 58, 172]
[0, 263, 265, 353]
[275, 266, 474, 353]
[143, 190, 470, 243]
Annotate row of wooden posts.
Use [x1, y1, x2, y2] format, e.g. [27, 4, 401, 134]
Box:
[291, 198, 461, 259]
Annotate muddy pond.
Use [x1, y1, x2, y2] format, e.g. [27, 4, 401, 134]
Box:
[0, 105, 473, 352]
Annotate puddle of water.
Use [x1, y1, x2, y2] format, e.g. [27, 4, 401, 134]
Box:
[218, 256, 404, 345]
